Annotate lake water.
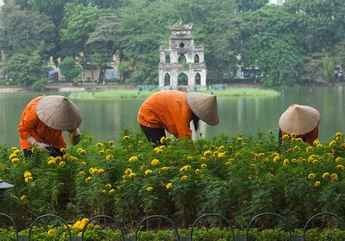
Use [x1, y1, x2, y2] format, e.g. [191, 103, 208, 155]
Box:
[1, 86, 345, 146]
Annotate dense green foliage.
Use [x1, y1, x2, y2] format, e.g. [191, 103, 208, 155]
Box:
[1, 132, 345, 229]
[59, 56, 81, 82]
[1, 228, 345, 241]
[1, 0, 345, 86]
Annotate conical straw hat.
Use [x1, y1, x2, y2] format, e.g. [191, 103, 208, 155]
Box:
[279, 104, 320, 135]
[186, 92, 219, 125]
[36, 95, 82, 130]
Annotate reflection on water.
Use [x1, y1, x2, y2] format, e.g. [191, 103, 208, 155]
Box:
[0, 86, 344, 146]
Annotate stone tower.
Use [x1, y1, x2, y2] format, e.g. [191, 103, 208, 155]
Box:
[159, 23, 207, 89]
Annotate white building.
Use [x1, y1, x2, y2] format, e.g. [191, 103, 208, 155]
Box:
[158, 23, 207, 89]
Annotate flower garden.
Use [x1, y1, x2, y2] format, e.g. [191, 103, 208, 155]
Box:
[1, 132, 345, 240]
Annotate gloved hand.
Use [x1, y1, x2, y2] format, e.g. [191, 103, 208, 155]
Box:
[27, 136, 49, 150]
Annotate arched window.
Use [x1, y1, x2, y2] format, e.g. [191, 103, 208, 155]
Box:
[178, 73, 188, 86]
[195, 73, 201, 85]
[179, 42, 185, 48]
[178, 54, 187, 64]
[165, 54, 170, 64]
[194, 54, 200, 64]
[164, 73, 170, 86]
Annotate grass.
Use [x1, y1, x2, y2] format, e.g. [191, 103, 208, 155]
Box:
[69, 87, 280, 100]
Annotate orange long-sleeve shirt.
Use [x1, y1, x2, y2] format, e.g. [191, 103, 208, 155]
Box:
[137, 90, 192, 139]
[18, 96, 65, 150]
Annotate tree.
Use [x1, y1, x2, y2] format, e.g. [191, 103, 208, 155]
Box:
[86, 14, 119, 83]
[59, 3, 102, 56]
[0, 4, 56, 57]
[4, 51, 47, 86]
[59, 56, 81, 82]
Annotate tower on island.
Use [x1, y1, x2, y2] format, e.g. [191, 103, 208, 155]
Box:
[159, 23, 207, 89]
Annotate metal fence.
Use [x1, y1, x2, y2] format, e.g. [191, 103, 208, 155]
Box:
[0, 212, 344, 241]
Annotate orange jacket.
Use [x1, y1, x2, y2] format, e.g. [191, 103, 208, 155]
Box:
[18, 96, 65, 150]
[137, 90, 192, 139]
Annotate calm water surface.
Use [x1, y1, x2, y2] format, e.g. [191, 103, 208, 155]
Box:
[1, 86, 345, 146]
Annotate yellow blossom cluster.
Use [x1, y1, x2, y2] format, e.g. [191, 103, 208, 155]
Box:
[151, 159, 160, 166]
[9, 148, 21, 165]
[47, 156, 66, 167]
[24, 170, 33, 183]
[71, 218, 89, 232]
[179, 165, 192, 172]
[89, 167, 105, 176]
[153, 145, 165, 154]
[123, 168, 136, 179]
[128, 155, 139, 162]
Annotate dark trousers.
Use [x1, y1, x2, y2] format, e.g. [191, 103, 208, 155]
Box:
[23, 147, 63, 158]
[140, 125, 166, 146]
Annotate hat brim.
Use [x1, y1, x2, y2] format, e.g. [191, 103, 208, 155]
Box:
[187, 92, 219, 125]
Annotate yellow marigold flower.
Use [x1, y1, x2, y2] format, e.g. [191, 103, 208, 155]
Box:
[336, 164, 345, 171]
[99, 150, 105, 155]
[97, 168, 105, 175]
[77, 148, 86, 155]
[329, 140, 337, 148]
[122, 135, 130, 141]
[314, 181, 321, 188]
[195, 169, 201, 175]
[11, 158, 20, 165]
[105, 154, 113, 161]
[128, 156, 139, 162]
[58, 161, 66, 167]
[200, 157, 207, 162]
[180, 175, 188, 182]
[165, 182, 173, 190]
[55, 156, 62, 163]
[144, 169, 153, 176]
[312, 159, 319, 165]
[335, 157, 343, 163]
[306, 146, 313, 153]
[322, 172, 330, 179]
[24, 171, 32, 178]
[47, 228, 57, 237]
[217, 152, 226, 159]
[128, 172, 136, 178]
[108, 140, 115, 146]
[203, 150, 212, 157]
[151, 159, 160, 166]
[336, 131, 343, 138]
[109, 189, 115, 194]
[20, 195, 28, 203]
[102, 189, 107, 194]
[313, 139, 320, 146]
[308, 155, 319, 163]
[145, 186, 153, 192]
[105, 184, 112, 190]
[160, 136, 167, 144]
[273, 156, 280, 163]
[160, 166, 170, 171]
[124, 168, 133, 176]
[330, 173, 338, 182]
[308, 173, 316, 180]
[9, 153, 17, 160]
[201, 163, 207, 169]
[85, 176, 92, 183]
[96, 142, 104, 148]
[153, 146, 164, 154]
[179, 165, 192, 172]
[283, 159, 289, 167]
[24, 176, 33, 183]
[80, 161, 86, 165]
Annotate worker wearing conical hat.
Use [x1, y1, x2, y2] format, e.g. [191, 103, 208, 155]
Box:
[18, 95, 82, 157]
[137, 90, 219, 145]
[279, 104, 320, 145]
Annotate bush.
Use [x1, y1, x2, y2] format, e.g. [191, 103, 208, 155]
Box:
[1, 132, 345, 227]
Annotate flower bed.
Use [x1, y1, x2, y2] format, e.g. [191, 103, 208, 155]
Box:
[1, 132, 345, 228]
[1, 227, 345, 241]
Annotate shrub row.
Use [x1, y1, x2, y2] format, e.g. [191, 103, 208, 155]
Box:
[1, 132, 345, 227]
